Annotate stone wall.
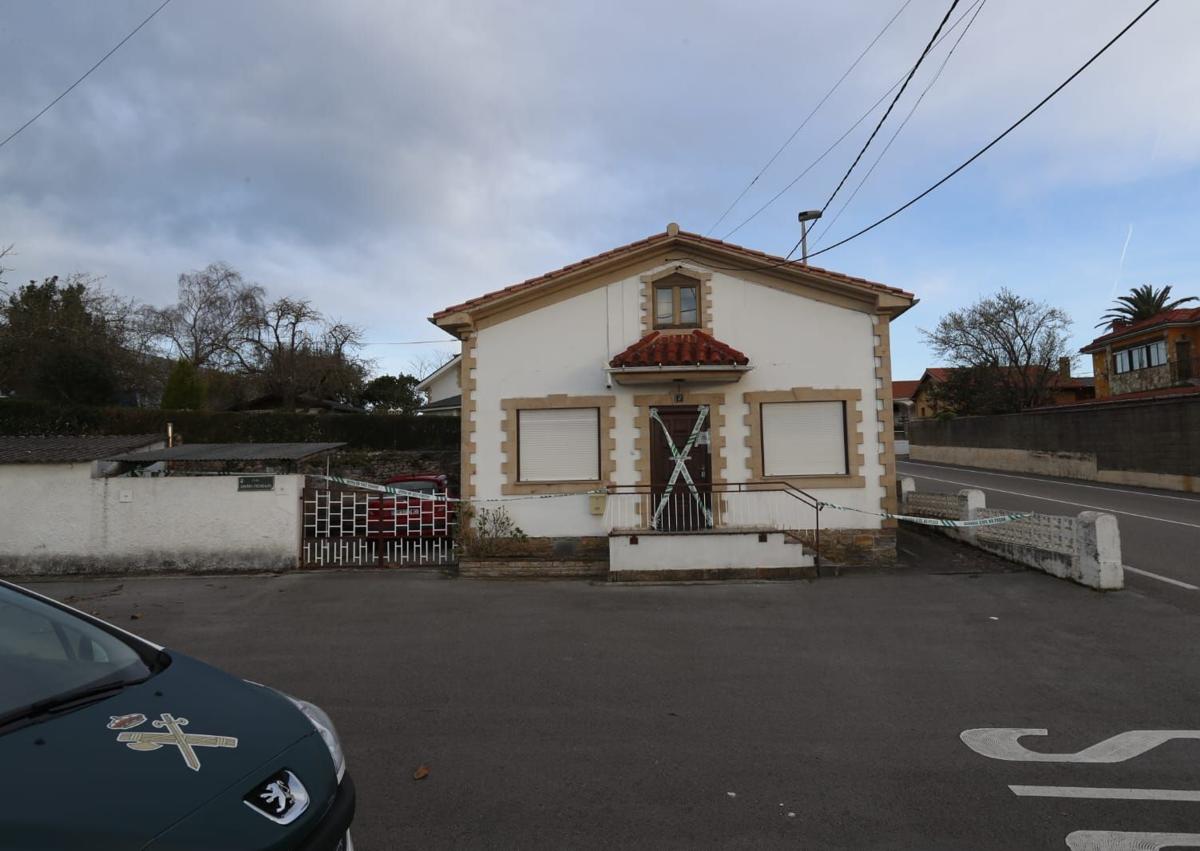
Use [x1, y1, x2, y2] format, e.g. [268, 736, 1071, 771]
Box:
[788, 527, 897, 567]
[909, 395, 1199, 492]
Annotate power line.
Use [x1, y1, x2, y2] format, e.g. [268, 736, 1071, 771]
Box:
[704, 0, 914, 237]
[804, 0, 1164, 263]
[364, 340, 457, 346]
[686, 0, 1163, 275]
[0, 0, 174, 152]
[812, 0, 988, 248]
[722, 0, 986, 240]
[817, 0, 961, 218]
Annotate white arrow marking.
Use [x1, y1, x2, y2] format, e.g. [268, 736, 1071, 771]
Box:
[961, 729, 1200, 763]
[1066, 831, 1200, 850]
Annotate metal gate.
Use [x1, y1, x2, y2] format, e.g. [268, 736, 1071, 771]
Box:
[301, 484, 457, 567]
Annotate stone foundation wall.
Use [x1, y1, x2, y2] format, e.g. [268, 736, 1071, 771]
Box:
[458, 559, 607, 579]
[460, 536, 609, 562]
[790, 528, 897, 566]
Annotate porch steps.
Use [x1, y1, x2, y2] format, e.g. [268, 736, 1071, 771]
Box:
[608, 528, 815, 581]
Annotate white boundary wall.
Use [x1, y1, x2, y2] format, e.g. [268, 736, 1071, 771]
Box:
[0, 464, 302, 575]
[898, 477, 1122, 590]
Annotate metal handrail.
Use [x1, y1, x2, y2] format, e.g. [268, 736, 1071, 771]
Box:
[605, 481, 825, 572]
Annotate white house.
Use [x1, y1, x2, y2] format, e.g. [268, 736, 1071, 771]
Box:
[416, 354, 462, 416]
[430, 224, 915, 576]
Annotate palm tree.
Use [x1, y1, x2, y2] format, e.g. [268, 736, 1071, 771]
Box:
[1097, 284, 1198, 329]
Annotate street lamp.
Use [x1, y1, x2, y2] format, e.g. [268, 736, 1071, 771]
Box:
[797, 210, 822, 265]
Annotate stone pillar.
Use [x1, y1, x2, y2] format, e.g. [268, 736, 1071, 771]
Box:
[899, 477, 916, 512]
[1076, 511, 1123, 590]
[957, 488, 987, 544]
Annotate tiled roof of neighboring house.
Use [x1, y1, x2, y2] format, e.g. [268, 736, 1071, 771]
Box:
[892, 380, 921, 400]
[432, 227, 913, 320]
[917, 366, 1093, 389]
[1082, 307, 1200, 352]
[0, 434, 161, 464]
[419, 394, 462, 411]
[1033, 384, 1200, 409]
[609, 330, 750, 368]
[107, 442, 346, 463]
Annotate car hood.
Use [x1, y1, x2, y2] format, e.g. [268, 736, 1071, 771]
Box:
[0, 652, 316, 851]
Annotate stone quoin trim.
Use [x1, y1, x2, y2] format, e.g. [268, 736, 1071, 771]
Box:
[638, 263, 714, 335]
[499, 395, 617, 495]
[742, 387, 866, 489]
[873, 315, 898, 524]
[459, 334, 478, 498]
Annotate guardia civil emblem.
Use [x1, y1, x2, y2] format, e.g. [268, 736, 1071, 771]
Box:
[111, 712, 238, 771]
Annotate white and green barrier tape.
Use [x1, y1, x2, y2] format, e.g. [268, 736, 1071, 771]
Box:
[310, 475, 1031, 527]
[816, 499, 1031, 528]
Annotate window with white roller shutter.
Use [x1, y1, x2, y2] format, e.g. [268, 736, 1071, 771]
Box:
[761, 401, 848, 476]
[517, 408, 600, 482]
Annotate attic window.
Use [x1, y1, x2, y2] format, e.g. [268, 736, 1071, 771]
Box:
[653, 274, 700, 329]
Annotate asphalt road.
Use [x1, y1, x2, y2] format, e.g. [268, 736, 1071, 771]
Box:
[20, 531, 1200, 850]
[898, 459, 1200, 606]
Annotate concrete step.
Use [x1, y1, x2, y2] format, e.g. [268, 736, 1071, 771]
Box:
[609, 529, 814, 580]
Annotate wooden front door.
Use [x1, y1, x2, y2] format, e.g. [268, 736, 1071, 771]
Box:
[649, 405, 713, 531]
[1177, 340, 1193, 381]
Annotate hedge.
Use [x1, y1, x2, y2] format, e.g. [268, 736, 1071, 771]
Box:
[0, 400, 460, 450]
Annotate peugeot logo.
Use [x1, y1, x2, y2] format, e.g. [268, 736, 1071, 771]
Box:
[244, 769, 310, 825]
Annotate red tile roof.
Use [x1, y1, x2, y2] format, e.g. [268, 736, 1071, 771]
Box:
[1034, 383, 1200, 409]
[1082, 307, 1200, 352]
[892, 380, 921, 400]
[432, 227, 913, 321]
[609, 330, 750, 368]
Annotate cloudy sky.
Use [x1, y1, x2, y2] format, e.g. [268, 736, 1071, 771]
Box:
[2, 0, 1197, 381]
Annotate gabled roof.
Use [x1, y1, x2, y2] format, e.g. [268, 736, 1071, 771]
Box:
[610, 330, 750, 368]
[416, 354, 462, 392]
[431, 225, 915, 335]
[0, 434, 161, 464]
[418, 394, 462, 412]
[892, 380, 921, 400]
[1081, 308, 1200, 353]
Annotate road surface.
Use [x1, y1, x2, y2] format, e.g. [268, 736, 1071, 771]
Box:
[21, 534, 1200, 851]
[898, 459, 1200, 603]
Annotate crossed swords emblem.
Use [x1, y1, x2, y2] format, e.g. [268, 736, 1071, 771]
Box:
[113, 712, 238, 771]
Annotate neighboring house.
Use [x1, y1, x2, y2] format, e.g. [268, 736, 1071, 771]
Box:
[416, 354, 462, 416]
[910, 362, 1094, 416]
[892, 379, 920, 432]
[891, 379, 920, 456]
[1081, 308, 1200, 400]
[429, 224, 915, 574]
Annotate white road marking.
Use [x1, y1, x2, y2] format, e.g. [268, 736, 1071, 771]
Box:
[962, 728, 1200, 763]
[1066, 831, 1200, 850]
[900, 461, 1200, 504]
[903, 472, 1200, 530]
[1124, 565, 1199, 590]
[1012, 785, 1200, 802]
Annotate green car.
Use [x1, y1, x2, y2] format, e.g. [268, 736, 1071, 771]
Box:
[0, 580, 355, 850]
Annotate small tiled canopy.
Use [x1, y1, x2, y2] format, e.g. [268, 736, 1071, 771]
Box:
[609, 330, 750, 368]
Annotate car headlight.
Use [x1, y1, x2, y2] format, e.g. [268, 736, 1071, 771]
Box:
[283, 695, 346, 783]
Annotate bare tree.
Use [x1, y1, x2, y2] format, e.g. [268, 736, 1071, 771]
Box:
[236, 297, 369, 407]
[407, 348, 458, 382]
[921, 288, 1074, 413]
[145, 263, 263, 368]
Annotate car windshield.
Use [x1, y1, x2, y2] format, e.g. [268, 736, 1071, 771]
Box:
[0, 585, 154, 721]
